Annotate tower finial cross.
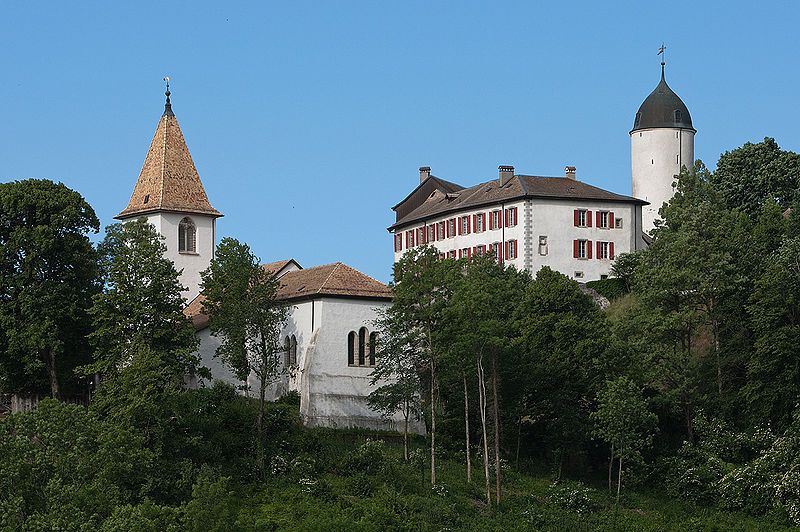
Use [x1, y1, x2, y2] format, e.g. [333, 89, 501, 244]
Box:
[162, 76, 174, 116]
[657, 43, 667, 79]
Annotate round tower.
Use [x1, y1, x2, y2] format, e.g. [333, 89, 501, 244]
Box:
[631, 62, 695, 234]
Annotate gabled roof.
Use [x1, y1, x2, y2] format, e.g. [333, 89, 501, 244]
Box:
[116, 95, 222, 219]
[389, 173, 647, 231]
[392, 175, 465, 211]
[184, 261, 392, 331]
[392, 175, 465, 223]
[262, 259, 302, 277]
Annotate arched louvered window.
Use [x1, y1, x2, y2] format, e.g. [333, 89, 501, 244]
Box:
[674, 109, 682, 122]
[347, 331, 356, 365]
[368, 332, 378, 367]
[358, 327, 367, 366]
[290, 335, 297, 366]
[178, 217, 196, 253]
[284, 336, 291, 367]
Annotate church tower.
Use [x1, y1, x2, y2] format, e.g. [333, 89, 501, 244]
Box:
[631, 60, 695, 234]
[116, 84, 222, 302]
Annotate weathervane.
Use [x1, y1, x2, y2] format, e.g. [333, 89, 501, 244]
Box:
[657, 43, 666, 79]
[162, 75, 174, 116]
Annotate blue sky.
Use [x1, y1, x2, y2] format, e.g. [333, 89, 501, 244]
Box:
[2, 2, 798, 282]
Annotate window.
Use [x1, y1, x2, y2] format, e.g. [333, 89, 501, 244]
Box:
[574, 209, 590, 228]
[475, 244, 486, 255]
[347, 332, 356, 365]
[284, 336, 291, 367]
[143, 194, 150, 204]
[178, 217, 197, 253]
[417, 227, 426, 245]
[358, 327, 367, 366]
[598, 211, 609, 229]
[438, 221, 446, 241]
[427, 225, 435, 243]
[460, 216, 470, 235]
[475, 213, 485, 233]
[448, 250, 457, 259]
[489, 210, 501, 230]
[598, 241, 609, 259]
[405, 230, 414, 248]
[460, 247, 470, 259]
[574, 271, 584, 279]
[675, 109, 682, 122]
[447, 218, 456, 238]
[394, 233, 403, 252]
[615, 218, 623, 229]
[574, 239, 591, 259]
[491, 242, 502, 261]
[538, 235, 548, 256]
[290, 335, 297, 365]
[505, 207, 518, 227]
[601, 274, 609, 280]
[505, 239, 518, 260]
[368, 332, 378, 366]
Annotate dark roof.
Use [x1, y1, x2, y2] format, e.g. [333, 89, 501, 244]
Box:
[392, 175, 465, 222]
[185, 262, 392, 331]
[389, 174, 646, 231]
[631, 65, 694, 133]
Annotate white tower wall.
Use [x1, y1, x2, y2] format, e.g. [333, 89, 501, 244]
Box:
[631, 127, 694, 233]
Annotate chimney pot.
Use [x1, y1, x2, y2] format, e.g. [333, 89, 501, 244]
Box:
[565, 166, 576, 180]
[419, 166, 431, 183]
[499, 165, 514, 186]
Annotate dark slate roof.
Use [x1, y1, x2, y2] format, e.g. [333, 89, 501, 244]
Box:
[389, 174, 647, 231]
[631, 65, 694, 133]
[392, 175, 466, 222]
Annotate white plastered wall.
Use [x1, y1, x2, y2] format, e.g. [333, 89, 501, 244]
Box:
[631, 128, 695, 233]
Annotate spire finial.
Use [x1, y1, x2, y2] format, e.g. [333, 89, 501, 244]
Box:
[163, 76, 174, 116]
[657, 43, 666, 80]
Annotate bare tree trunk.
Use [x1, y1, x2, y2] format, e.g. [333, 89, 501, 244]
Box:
[430, 356, 437, 486]
[685, 403, 694, 444]
[713, 316, 722, 396]
[491, 351, 502, 504]
[616, 456, 623, 506]
[44, 349, 61, 400]
[403, 399, 410, 462]
[515, 416, 522, 470]
[478, 355, 491, 507]
[463, 372, 472, 482]
[608, 444, 614, 492]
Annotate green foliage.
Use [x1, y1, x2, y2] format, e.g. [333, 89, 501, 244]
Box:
[586, 278, 627, 300]
[0, 179, 99, 397]
[0, 400, 152, 530]
[592, 377, 657, 465]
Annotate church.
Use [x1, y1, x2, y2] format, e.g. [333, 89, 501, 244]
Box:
[116, 61, 694, 430]
[116, 85, 418, 431]
[388, 61, 695, 282]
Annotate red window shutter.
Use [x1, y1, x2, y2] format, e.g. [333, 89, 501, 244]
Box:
[503, 209, 508, 228]
[587, 211, 592, 227]
[574, 209, 579, 227]
[446, 221, 450, 238]
[596, 211, 601, 228]
[610, 242, 615, 259]
[483, 213, 487, 231]
[587, 240, 593, 259]
[596, 241, 601, 259]
[609, 212, 615, 228]
[472, 214, 477, 232]
[573, 240, 579, 258]
[488, 211, 493, 229]
[458, 249, 462, 259]
[467, 215, 471, 233]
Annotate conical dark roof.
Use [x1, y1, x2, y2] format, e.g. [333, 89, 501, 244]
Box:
[631, 65, 694, 133]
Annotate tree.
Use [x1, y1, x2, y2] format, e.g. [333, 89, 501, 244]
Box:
[368, 308, 422, 461]
[591, 377, 657, 505]
[390, 246, 459, 485]
[86, 219, 198, 379]
[200, 237, 288, 435]
[0, 179, 99, 398]
[711, 137, 800, 218]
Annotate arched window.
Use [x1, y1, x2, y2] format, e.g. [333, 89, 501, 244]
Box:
[368, 332, 378, 367]
[347, 331, 356, 366]
[674, 109, 682, 122]
[290, 335, 297, 366]
[358, 327, 367, 366]
[284, 336, 291, 367]
[178, 217, 196, 253]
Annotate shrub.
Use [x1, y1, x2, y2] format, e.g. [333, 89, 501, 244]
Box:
[545, 480, 600, 515]
[585, 278, 627, 300]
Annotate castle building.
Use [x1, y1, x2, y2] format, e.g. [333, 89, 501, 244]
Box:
[631, 62, 695, 233]
[389, 166, 647, 282]
[119, 89, 413, 432]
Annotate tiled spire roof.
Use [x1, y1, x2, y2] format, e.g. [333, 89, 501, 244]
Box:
[116, 91, 222, 219]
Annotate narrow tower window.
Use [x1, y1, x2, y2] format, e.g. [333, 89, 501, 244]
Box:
[178, 217, 196, 253]
[674, 109, 682, 122]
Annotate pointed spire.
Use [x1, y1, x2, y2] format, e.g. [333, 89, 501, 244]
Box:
[163, 76, 174, 117]
[116, 86, 222, 220]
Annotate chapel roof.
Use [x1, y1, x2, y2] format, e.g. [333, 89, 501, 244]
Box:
[389, 173, 646, 231]
[184, 261, 392, 331]
[631, 64, 694, 133]
[116, 89, 222, 219]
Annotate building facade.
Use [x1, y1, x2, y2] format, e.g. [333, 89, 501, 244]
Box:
[631, 62, 696, 233]
[390, 166, 647, 282]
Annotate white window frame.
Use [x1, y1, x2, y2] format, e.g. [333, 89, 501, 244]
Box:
[577, 239, 587, 259]
[577, 210, 588, 228]
[438, 221, 446, 241]
[490, 210, 501, 230]
[538, 235, 548, 256]
[461, 216, 470, 235]
[447, 219, 456, 238]
[599, 241, 609, 259]
[475, 214, 484, 233]
[599, 211, 609, 229]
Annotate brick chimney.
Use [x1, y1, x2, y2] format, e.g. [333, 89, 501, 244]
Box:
[565, 166, 576, 180]
[419, 166, 431, 183]
[499, 165, 514, 186]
